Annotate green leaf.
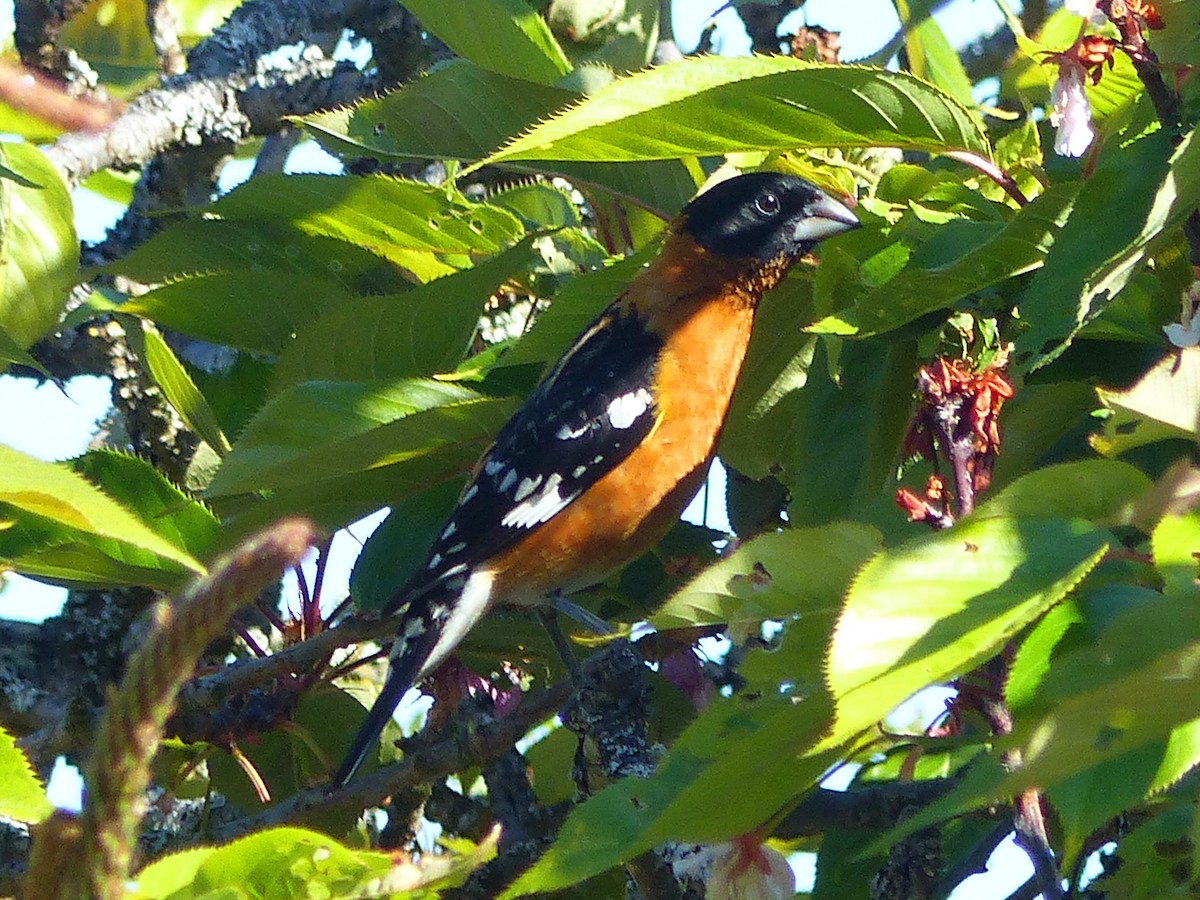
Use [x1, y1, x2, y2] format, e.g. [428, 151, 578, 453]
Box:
[71, 450, 220, 560]
[0, 725, 52, 823]
[504, 691, 843, 896]
[1017, 125, 1200, 371]
[487, 181, 581, 229]
[902, 11, 976, 109]
[723, 334, 915, 529]
[206, 380, 518, 533]
[1006, 599, 1085, 711]
[493, 251, 647, 374]
[127, 321, 232, 455]
[473, 57, 990, 172]
[297, 63, 698, 216]
[809, 183, 1078, 337]
[827, 516, 1110, 737]
[506, 529, 885, 895]
[402, 0, 571, 85]
[208, 379, 490, 497]
[1092, 349, 1200, 456]
[349, 479, 464, 612]
[132, 826, 391, 899]
[1153, 511, 1200, 599]
[210, 174, 525, 259]
[270, 238, 542, 391]
[975, 459, 1152, 524]
[0, 324, 51, 377]
[996, 595, 1200, 810]
[651, 523, 882, 636]
[104, 218, 401, 288]
[300, 62, 577, 163]
[0, 512, 197, 590]
[0, 444, 205, 576]
[0, 142, 78, 348]
[121, 271, 352, 355]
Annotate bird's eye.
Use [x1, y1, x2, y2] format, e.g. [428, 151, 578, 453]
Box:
[755, 191, 781, 216]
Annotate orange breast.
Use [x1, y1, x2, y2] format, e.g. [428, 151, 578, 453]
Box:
[485, 278, 758, 607]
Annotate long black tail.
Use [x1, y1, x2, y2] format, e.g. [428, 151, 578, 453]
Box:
[331, 605, 442, 788]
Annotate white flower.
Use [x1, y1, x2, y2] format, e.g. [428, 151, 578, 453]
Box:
[1050, 62, 1095, 158]
[1065, 0, 1107, 24]
[1165, 282, 1200, 348]
[707, 839, 795, 900]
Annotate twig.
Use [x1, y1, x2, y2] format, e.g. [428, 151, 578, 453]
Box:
[1013, 789, 1064, 900]
[210, 678, 571, 840]
[943, 150, 1030, 207]
[171, 613, 390, 740]
[41, 52, 372, 187]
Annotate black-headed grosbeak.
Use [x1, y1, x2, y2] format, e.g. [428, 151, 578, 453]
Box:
[333, 171, 859, 787]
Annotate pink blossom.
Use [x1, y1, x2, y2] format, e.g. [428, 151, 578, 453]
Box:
[1050, 62, 1095, 158]
[706, 838, 795, 900]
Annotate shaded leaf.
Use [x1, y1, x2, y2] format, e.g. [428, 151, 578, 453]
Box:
[122, 271, 351, 355]
[127, 321, 232, 454]
[1092, 349, 1200, 456]
[208, 379, 493, 497]
[298, 63, 698, 215]
[210, 174, 525, 259]
[71, 450, 220, 560]
[810, 183, 1078, 337]
[651, 523, 881, 637]
[105, 218, 400, 289]
[975, 459, 1152, 524]
[1017, 126, 1200, 371]
[270, 238, 543, 391]
[349, 479, 464, 612]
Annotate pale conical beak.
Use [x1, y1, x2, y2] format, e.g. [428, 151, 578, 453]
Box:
[792, 193, 860, 243]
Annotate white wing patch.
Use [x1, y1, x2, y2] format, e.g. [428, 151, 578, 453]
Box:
[556, 421, 590, 440]
[498, 468, 518, 493]
[501, 473, 572, 529]
[607, 388, 653, 430]
[513, 474, 543, 503]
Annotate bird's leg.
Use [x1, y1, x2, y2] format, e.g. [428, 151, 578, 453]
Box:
[549, 593, 614, 636]
[537, 592, 613, 685]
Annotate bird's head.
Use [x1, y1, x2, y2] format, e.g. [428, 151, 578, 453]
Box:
[682, 171, 860, 263]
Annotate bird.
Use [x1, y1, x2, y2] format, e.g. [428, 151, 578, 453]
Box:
[332, 171, 859, 787]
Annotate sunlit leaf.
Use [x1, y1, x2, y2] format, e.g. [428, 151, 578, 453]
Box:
[473, 57, 990, 171]
[0, 142, 77, 348]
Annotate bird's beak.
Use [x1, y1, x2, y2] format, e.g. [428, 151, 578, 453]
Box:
[792, 193, 860, 243]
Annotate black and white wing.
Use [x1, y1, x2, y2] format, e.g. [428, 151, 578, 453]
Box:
[383, 306, 665, 613]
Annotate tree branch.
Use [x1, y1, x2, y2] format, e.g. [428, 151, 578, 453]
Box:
[210, 677, 572, 842]
[42, 51, 372, 187]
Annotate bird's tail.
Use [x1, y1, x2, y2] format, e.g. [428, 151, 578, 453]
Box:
[331, 600, 442, 788]
[332, 569, 494, 787]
